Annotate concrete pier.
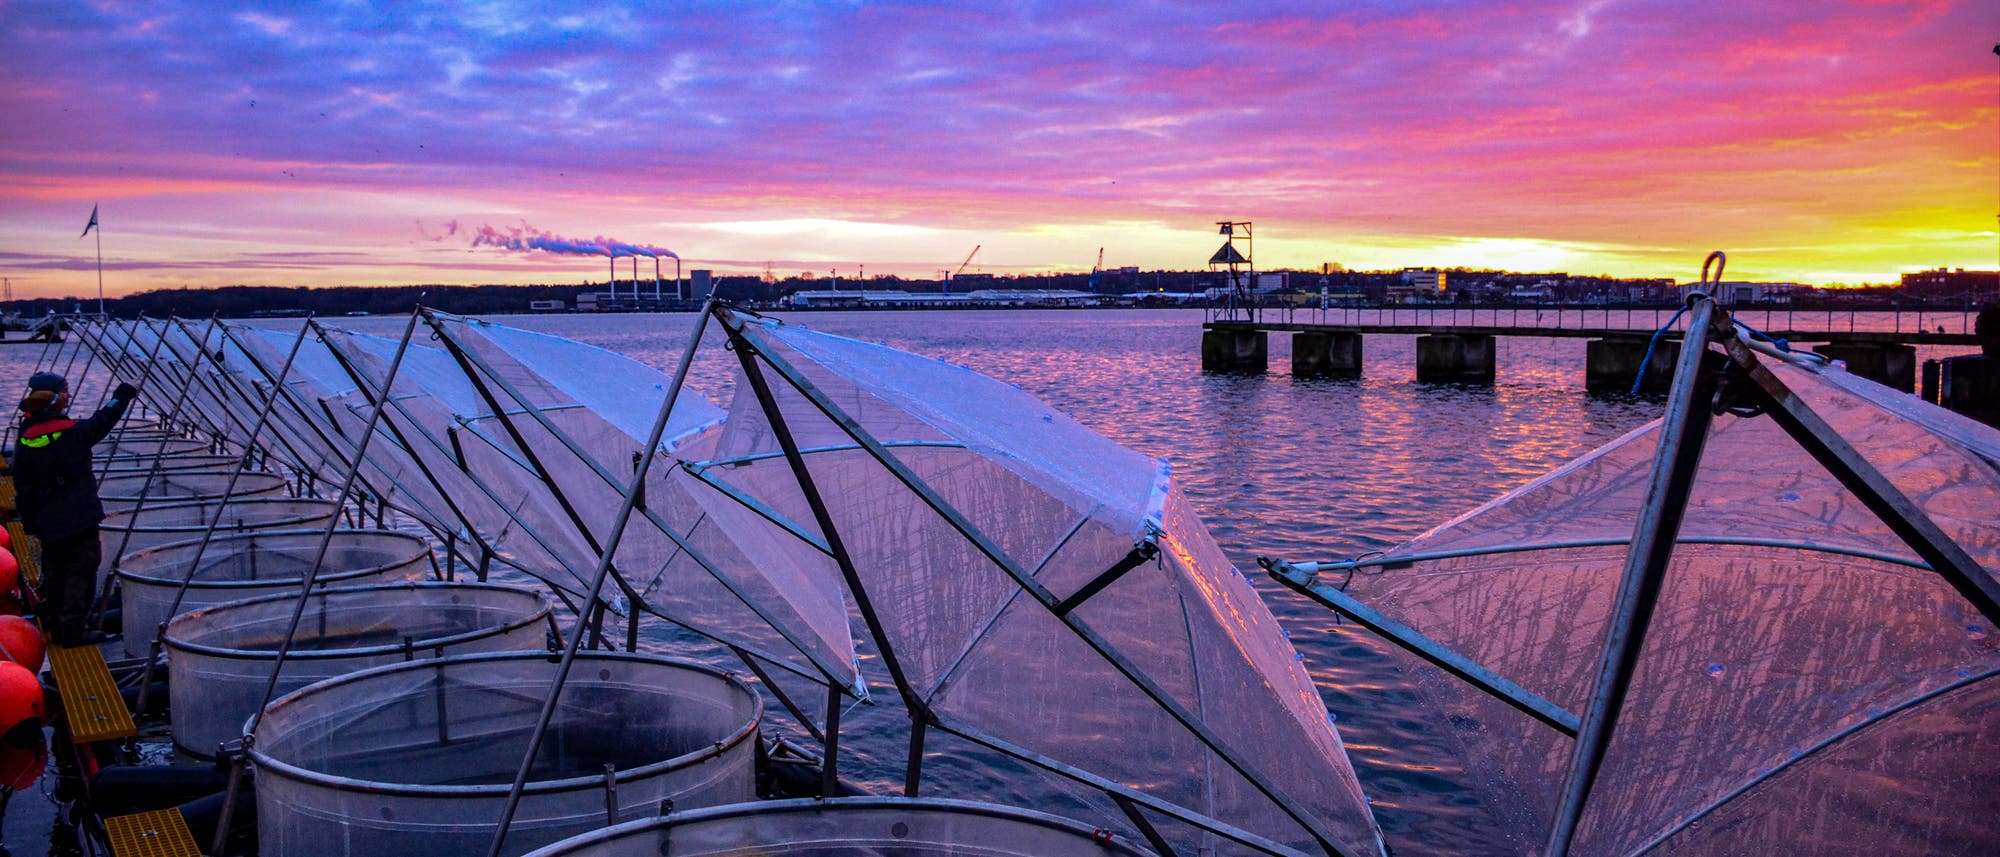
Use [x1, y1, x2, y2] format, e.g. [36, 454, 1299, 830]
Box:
[1202, 328, 1267, 374]
[1933, 355, 2000, 427]
[1813, 342, 1917, 392]
[1586, 337, 1680, 394]
[1292, 331, 1362, 378]
[1415, 334, 1495, 384]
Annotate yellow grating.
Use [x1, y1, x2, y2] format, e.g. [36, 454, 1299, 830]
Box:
[6, 522, 38, 589]
[0, 474, 14, 513]
[47, 642, 136, 743]
[104, 808, 201, 857]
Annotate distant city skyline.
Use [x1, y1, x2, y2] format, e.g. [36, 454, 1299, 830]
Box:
[2, 1, 1997, 298]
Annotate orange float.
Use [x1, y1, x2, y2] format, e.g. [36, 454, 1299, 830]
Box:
[0, 616, 44, 672]
[0, 548, 17, 597]
[0, 662, 44, 734]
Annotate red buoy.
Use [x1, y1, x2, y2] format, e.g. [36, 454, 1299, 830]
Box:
[0, 549, 18, 599]
[0, 662, 44, 733]
[0, 616, 45, 673]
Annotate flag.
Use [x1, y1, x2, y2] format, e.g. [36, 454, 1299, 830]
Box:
[80, 204, 98, 238]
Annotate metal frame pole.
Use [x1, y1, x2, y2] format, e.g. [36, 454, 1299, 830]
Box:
[242, 307, 423, 737]
[420, 312, 650, 633]
[420, 312, 858, 688]
[309, 320, 507, 565]
[132, 316, 317, 717]
[210, 324, 395, 510]
[167, 320, 327, 483]
[483, 300, 716, 857]
[1544, 296, 1720, 856]
[1262, 558, 1579, 736]
[86, 316, 179, 480]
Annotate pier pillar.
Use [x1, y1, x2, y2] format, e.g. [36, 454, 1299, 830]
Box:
[1415, 334, 1495, 384]
[1937, 355, 2000, 428]
[1586, 337, 1679, 394]
[1813, 342, 1917, 392]
[1292, 331, 1362, 378]
[1202, 328, 1267, 374]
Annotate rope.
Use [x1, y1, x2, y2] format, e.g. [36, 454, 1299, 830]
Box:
[1630, 305, 1690, 395]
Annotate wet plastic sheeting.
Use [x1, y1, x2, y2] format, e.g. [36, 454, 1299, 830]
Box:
[221, 325, 469, 540]
[113, 528, 429, 659]
[164, 582, 550, 758]
[98, 497, 341, 584]
[521, 798, 1157, 856]
[96, 470, 287, 512]
[250, 652, 761, 857]
[412, 316, 861, 694]
[1340, 359, 2000, 855]
[696, 318, 1382, 856]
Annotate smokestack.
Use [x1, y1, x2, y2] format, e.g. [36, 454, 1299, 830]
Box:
[608, 254, 616, 300]
[631, 256, 638, 304]
[654, 257, 662, 302]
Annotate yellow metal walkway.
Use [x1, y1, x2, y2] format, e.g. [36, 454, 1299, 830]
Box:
[103, 808, 201, 857]
[5, 521, 37, 589]
[47, 642, 136, 744]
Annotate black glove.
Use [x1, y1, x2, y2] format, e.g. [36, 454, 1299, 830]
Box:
[113, 382, 138, 401]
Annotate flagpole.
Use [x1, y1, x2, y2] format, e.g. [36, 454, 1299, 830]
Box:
[95, 214, 104, 317]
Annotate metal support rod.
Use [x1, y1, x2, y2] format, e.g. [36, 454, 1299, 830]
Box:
[730, 645, 824, 744]
[82, 319, 211, 577]
[721, 308, 1351, 857]
[133, 316, 316, 717]
[310, 321, 512, 579]
[1112, 792, 1183, 857]
[484, 300, 715, 857]
[421, 311, 858, 690]
[1725, 341, 2000, 627]
[210, 753, 245, 857]
[244, 308, 424, 738]
[728, 332, 928, 723]
[422, 312, 649, 631]
[821, 680, 843, 796]
[1544, 297, 1720, 857]
[904, 717, 927, 798]
[1262, 558, 1580, 737]
[1054, 543, 1159, 616]
[85, 316, 173, 482]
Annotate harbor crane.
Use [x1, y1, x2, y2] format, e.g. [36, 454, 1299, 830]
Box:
[944, 244, 981, 292]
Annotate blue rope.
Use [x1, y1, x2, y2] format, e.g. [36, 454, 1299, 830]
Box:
[1730, 317, 1791, 353]
[1631, 305, 1690, 395]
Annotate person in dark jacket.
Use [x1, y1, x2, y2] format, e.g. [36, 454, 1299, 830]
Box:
[11, 372, 137, 647]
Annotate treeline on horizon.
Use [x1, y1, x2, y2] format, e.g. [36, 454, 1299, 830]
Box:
[8, 264, 1997, 319]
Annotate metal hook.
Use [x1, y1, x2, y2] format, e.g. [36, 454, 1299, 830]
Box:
[1701, 251, 1726, 288]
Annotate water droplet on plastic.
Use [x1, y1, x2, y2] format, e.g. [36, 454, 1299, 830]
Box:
[1968, 625, 1989, 641]
[1777, 492, 1801, 502]
[1040, 414, 1053, 423]
[1707, 663, 1726, 678]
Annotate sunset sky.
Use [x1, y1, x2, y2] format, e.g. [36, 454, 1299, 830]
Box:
[2, 0, 1997, 298]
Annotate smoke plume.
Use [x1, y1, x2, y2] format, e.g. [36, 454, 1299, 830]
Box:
[471, 223, 678, 259]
